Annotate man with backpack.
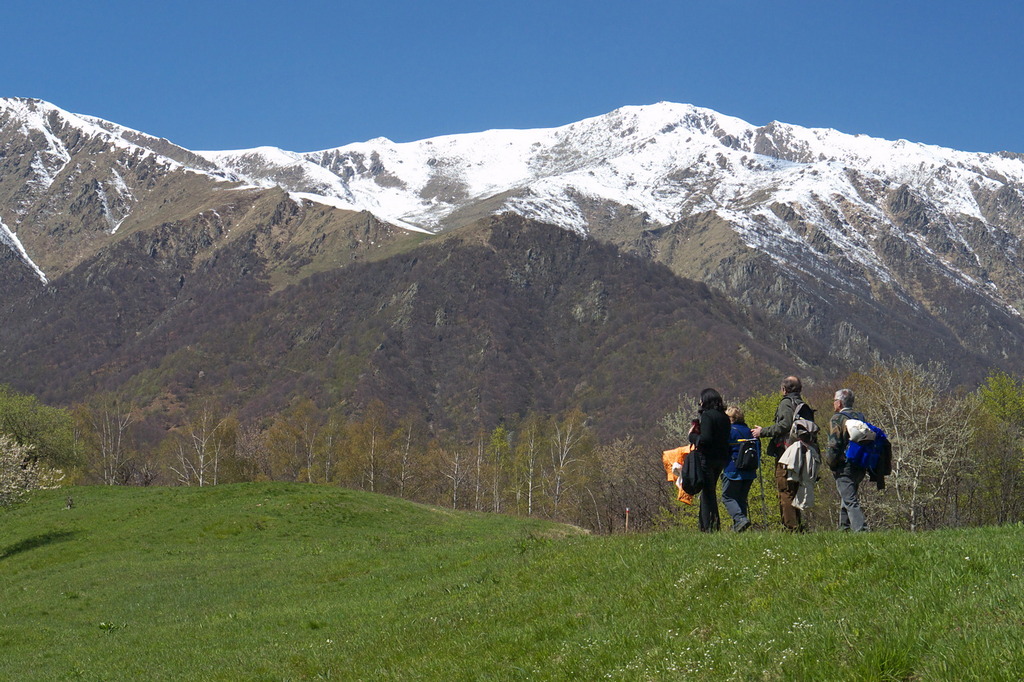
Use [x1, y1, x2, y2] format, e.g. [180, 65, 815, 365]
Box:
[752, 376, 814, 531]
[825, 388, 870, 532]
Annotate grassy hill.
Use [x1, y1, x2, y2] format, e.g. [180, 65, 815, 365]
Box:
[1, 484, 1022, 681]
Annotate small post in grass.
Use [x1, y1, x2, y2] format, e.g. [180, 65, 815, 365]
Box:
[625, 507, 630, 532]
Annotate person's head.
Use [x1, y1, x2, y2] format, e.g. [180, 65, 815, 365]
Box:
[726, 406, 744, 424]
[699, 388, 725, 413]
[834, 388, 855, 410]
[782, 376, 802, 395]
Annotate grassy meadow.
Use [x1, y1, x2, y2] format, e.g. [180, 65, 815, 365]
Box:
[1, 483, 1022, 681]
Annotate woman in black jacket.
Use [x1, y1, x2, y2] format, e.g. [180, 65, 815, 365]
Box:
[688, 388, 732, 532]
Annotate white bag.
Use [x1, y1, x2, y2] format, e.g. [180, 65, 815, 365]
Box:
[845, 419, 876, 443]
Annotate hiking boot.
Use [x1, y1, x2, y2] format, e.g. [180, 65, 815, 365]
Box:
[733, 518, 751, 533]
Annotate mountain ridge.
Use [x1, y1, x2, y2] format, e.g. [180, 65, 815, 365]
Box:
[3, 96, 1024, 436]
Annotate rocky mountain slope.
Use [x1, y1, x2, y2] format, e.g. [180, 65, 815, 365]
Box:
[2, 97, 1023, 433]
[198, 102, 1024, 378]
[0, 210, 814, 438]
[0, 98, 413, 285]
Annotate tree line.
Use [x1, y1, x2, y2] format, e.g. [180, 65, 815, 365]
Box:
[4, 356, 1024, 532]
[69, 397, 662, 533]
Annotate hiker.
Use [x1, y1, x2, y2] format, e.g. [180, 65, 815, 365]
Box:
[752, 376, 812, 531]
[688, 388, 731, 532]
[723, 406, 759, 532]
[825, 388, 870, 531]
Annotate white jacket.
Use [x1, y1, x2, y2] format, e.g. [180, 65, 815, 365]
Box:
[779, 441, 820, 510]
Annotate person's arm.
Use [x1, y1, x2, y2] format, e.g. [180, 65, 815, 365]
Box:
[825, 413, 847, 467]
[727, 425, 741, 458]
[687, 420, 699, 446]
[759, 399, 794, 440]
[688, 412, 715, 450]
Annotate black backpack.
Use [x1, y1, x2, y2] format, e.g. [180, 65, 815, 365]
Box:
[793, 400, 815, 425]
[735, 439, 760, 472]
[680, 450, 705, 495]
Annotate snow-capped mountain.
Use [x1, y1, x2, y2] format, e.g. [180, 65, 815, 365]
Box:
[200, 101, 1024, 244]
[197, 102, 1024, 299]
[3, 96, 1024, 384]
[0, 98, 406, 286]
[196, 102, 1024, 366]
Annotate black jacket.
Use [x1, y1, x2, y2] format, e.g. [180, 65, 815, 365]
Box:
[688, 407, 732, 465]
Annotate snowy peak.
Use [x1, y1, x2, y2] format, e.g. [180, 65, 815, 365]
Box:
[0, 98, 217, 172]
[196, 101, 1024, 238]
[0, 98, 250, 281]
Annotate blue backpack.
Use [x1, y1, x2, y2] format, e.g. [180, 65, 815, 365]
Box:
[845, 421, 889, 470]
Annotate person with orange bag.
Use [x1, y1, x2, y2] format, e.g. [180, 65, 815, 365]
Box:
[687, 388, 731, 532]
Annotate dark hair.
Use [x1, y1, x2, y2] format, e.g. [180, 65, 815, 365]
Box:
[699, 388, 725, 413]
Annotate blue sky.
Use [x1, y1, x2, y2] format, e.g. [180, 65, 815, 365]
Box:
[6, 1, 1022, 154]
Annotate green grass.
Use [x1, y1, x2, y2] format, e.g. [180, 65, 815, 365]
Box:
[2, 484, 1023, 681]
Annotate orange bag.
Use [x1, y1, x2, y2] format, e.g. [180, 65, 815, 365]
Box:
[662, 445, 695, 505]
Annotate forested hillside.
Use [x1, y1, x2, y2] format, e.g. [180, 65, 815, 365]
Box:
[0, 215, 814, 441]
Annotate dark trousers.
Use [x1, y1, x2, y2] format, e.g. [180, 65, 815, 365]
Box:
[775, 462, 802, 531]
[700, 457, 726, 532]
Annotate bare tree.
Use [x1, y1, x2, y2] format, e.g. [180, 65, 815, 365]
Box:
[512, 414, 545, 516]
[347, 401, 393, 493]
[76, 395, 137, 485]
[595, 435, 662, 533]
[473, 435, 485, 511]
[438, 445, 469, 509]
[319, 415, 345, 484]
[234, 419, 272, 481]
[169, 403, 236, 487]
[489, 425, 511, 513]
[853, 357, 979, 531]
[548, 409, 593, 518]
[393, 418, 418, 498]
